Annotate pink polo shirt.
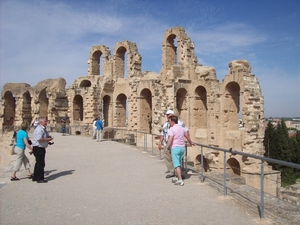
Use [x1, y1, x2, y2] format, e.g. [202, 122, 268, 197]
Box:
[168, 124, 186, 148]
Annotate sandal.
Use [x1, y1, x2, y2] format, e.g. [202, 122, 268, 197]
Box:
[11, 176, 20, 181]
[27, 174, 33, 179]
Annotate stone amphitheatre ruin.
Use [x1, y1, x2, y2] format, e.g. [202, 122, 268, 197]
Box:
[0, 26, 280, 195]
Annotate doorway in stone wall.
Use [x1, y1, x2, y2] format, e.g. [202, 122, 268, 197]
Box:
[103, 95, 111, 127]
[193, 86, 207, 128]
[195, 154, 209, 172]
[39, 89, 49, 118]
[223, 82, 240, 130]
[22, 91, 32, 125]
[3, 91, 15, 128]
[73, 95, 83, 121]
[227, 158, 241, 176]
[115, 94, 127, 127]
[140, 88, 152, 133]
[176, 88, 188, 122]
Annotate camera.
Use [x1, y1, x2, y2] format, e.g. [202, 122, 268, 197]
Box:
[48, 141, 54, 145]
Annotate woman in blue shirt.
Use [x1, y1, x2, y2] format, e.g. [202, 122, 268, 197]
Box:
[11, 122, 33, 181]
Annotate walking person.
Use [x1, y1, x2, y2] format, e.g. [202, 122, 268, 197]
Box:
[95, 117, 103, 142]
[92, 118, 97, 139]
[61, 118, 66, 136]
[31, 117, 39, 129]
[166, 115, 193, 186]
[10, 122, 33, 181]
[32, 117, 53, 183]
[158, 110, 192, 179]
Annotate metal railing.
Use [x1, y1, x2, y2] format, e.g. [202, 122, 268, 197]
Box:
[101, 127, 300, 219]
[25, 124, 299, 219]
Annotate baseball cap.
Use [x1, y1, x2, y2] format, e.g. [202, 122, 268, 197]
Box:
[165, 109, 175, 115]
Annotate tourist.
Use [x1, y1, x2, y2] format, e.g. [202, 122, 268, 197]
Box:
[158, 109, 192, 179]
[32, 117, 53, 183]
[61, 118, 66, 136]
[166, 115, 193, 186]
[31, 117, 39, 129]
[92, 118, 97, 139]
[11, 121, 33, 181]
[95, 117, 103, 142]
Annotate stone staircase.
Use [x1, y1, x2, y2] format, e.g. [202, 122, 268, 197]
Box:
[281, 180, 300, 206]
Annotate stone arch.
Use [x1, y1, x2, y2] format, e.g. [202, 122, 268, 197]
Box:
[22, 91, 32, 125]
[140, 88, 152, 133]
[195, 154, 209, 172]
[103, 95, 111, 127]
[162, 27, 198, 75]
[88, 45, 111, 76]
[79, 80, 91, 88]
[227, 157, 241, 176]
[39, 89, 48, 118]
[115, 94, 127, 127]
[73, 95, 83, 121]
[3, 91, 16, 127]
[223, 82, 240, 130]
[193, 86, 207, 128]
[113, 41, 141, 79]
[176, 88, 188, 122]
[115, 46, 127, 79]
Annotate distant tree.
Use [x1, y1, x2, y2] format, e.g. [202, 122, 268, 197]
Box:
[263, 121, 279, 159]
[292, 130, 300, 164]
[276, 120, 292, 162]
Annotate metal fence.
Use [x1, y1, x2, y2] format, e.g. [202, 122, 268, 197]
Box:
[100, 127, 300, 219]
[2, 124, 299, 219]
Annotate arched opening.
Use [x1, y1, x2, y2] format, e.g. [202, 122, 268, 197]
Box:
[39, 89, 48, 118]
[115, 46, 127, 79]
[195, 154, 209, 172]
[193, 86, 207, 128]
[91, 50, 102, 75]
[140, 89, 152, 133]
[79, 80, 92, 88]
[165, 34, 178, 70]
[103, 95, 111, 127]
[73, 95, 83, 121]
[22, 91, 32, 125]
[227, 158, 241, 176]
[176, 88, 188, 122]
[115, 94, 127, 127]
[3, 91, 16, 127]
[223, 82, 240, 129]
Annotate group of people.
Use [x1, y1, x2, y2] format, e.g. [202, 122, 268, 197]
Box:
[11, 117, 53, 183]
[11, 111, 190, 186]
[92, 117, 104, 142]
[158, 110, 194, 186]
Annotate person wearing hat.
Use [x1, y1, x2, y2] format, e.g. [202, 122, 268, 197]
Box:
[158, 109, 193, 179]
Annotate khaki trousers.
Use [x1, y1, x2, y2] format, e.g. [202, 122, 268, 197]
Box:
[163, 149, 175, 175]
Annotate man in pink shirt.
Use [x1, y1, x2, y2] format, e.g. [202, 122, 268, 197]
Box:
[166, 115, 193, 186]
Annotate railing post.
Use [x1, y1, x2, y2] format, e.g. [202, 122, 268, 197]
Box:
[184, 142, 187, 173]
[200, 146, 205, 182]
[151, 134, 155, 156]
[223, 152, 227, 196]
[259, 160, 265, 218]
[143, 133, 146, 152]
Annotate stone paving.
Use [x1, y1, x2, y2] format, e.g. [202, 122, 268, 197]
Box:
[0, 132, 295, 225]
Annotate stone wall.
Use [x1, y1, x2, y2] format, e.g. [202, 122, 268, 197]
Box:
[0, 26, 280, 196]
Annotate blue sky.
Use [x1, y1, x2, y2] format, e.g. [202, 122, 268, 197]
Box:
[0, 0, 299, 117]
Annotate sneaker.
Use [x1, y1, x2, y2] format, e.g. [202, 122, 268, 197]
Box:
[172, 177, 178, 183]
[174, 180, 184, 186]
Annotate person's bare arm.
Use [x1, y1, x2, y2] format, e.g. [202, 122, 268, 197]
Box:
[184, 131, 194, 146]
[158, 135, 164, 150]
[166, 135, 174, 151]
